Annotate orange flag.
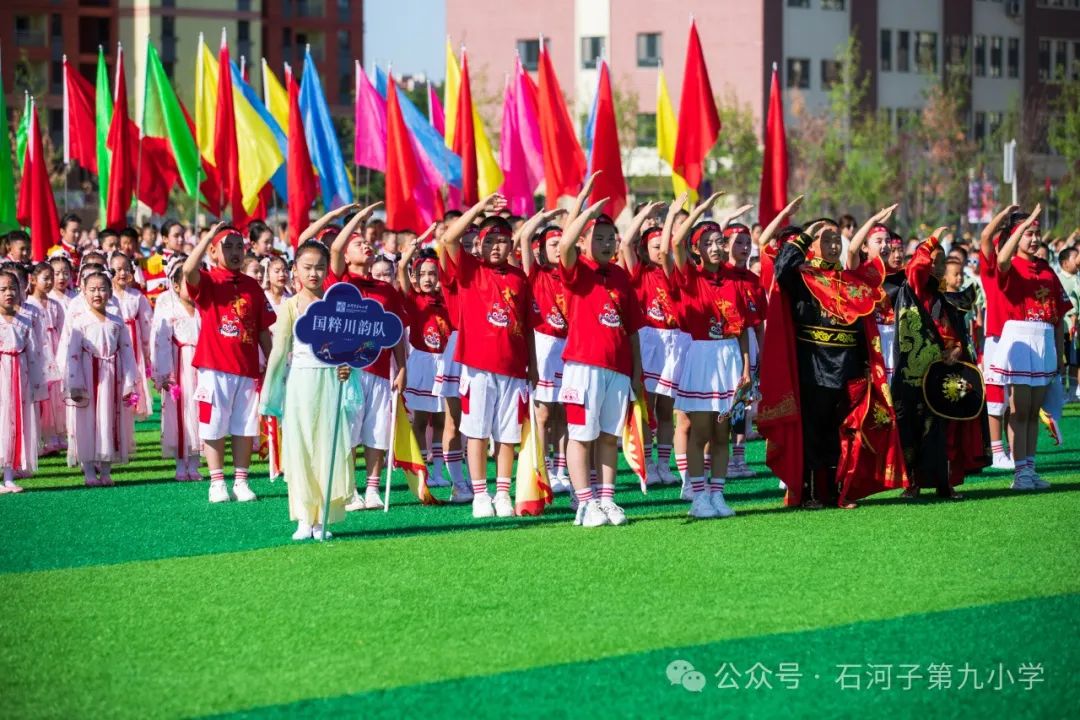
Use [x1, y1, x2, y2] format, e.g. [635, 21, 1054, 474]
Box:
[392, 395, 443, 505]
[515, 405, 552, 516]
[622, 394, 649, 494]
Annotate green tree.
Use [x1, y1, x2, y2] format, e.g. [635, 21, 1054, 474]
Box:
[1048, 81, 1080, 232]
[707, 88, 763, 206]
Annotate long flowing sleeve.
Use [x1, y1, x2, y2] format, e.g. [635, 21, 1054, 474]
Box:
[150, 304, 175, 384]
[25, 318, 49, 402]
[258, 297, 295, 418]
[774, 236, 811, 293]
[61, 324, 86, 395]
[116, 320, 139, 397]
[137, 294, 154, 368]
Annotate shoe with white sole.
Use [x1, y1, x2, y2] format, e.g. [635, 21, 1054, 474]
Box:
[232, 480, 257, 502]
[658, 466, 679, 485]
[710, 491, 736, 518]
[1029, 471, 1050, 489]
[599, 499, 627, 526]
[493, 491, 514, 517]
[550, 475, 572, 494]
[345, 490, 365, 512]
[292, 522, 313, 540]
[363, 487, 384, 510]
[472, 492, 495, 518]
[645, 463, 662, 486]
[689, 491, 719, 518]
[1010, 472, 1035, 491]
[991, 452, 1015, 471]
[680, 478, 695, 502]
[450, 480, 474, 504]
[312, 524, 332, 540]
[208, 480, 231, 503]
[574, 499, 609, 527]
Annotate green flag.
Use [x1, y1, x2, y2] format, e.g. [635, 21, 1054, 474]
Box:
[144, 42, 200, 198]
[96, 47, 113, 226]
[15, 92, 28, 169]
[0, 64, 16, 233]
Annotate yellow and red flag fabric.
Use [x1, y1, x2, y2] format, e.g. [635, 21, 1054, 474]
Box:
[622, 394, 650, 494]
[392, 395, 443, 505]
[514, 409, 552, 516]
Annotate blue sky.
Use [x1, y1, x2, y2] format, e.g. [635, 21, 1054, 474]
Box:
[364, 0, 446, 81]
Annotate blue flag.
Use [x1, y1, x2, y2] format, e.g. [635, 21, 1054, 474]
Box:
[300, 48, 354, 210]
[375, 66, 462, 188]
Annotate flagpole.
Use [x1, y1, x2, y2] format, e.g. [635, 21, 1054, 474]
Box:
[62, 55, 70, 213]
[134, 39, 148, 226]
[194, 33, 205, 229]
[319, 380, 346, 541]
[383, 385, 399, 512]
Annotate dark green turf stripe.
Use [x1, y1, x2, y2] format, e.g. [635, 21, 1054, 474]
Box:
[220, 594, 1080, 719]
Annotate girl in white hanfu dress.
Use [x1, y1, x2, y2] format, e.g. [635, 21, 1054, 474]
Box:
[0, 271, 47, 493]
[25, 262, 67, 454]
[151, 257, 203, 481]
[61, 272, 138, 487]
[48, 255, 78, 310]
[110, 253, 153, 419]
[258, 255, 292, 480]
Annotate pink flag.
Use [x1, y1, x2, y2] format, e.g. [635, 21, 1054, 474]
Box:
[512, 57, 544, 192]
[354, 61, 387, 171]
[428, 83, 444, 137]
[499, 75, 534, 215]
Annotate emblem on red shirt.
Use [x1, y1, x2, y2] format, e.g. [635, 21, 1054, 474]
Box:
[546, 307, 567, 330]
[599, 303, 622, 329]
[423, 326, 442, 350]
[487, 301, 510, 328]
[708, 318, 726, 340]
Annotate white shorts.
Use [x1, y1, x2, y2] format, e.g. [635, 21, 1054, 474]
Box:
[877, 323, 896, 382]
[674, 338, 743, 414]
[459, 365, 527, 444]
[352, 371, 392, 450]
[559, 361, 631, 442]
[639, 326, 690, 398]
[982, 335, 1005, 416]
[533, 331, 566, 403]
[195, 369, 260, 441]
[433, 331, 462, 398]
[749, 328, 760, 375]
[405, 349, 442, 414]
[989, 320, 1057, 387]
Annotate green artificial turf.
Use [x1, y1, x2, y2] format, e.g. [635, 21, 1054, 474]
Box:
[1, 405, 1078, 718]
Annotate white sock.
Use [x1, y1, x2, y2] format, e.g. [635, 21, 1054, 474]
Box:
[175, 458, 185, 476]
[82, 463, 96, 483]
[431, 442, 445, 483]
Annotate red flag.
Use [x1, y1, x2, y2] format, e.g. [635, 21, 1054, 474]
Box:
[672, 20, 720, 191]
[537, 41, 585, 209]
[758, 64, 788, 226]
[105, 45, 133, 227]
[63, 58, 97, 172]
[214, 34, 245, 223]
[15, 101, 60, 261]
[588, 61, 627, 219]
[385, 75, 428, 234]
[452, 51, 479, 206]
[287, 66, 317, 248]
[178, 99, 222, 216]
[133, 131, 180, 215]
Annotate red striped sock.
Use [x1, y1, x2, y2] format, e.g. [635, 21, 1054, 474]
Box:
[991, 441, 1005, 455]
[366, 476, 380, 491]
[709, 477, 726, 493]
[657, 445, 672, 468]
[575, 486, 594, 504]
[732, 445, 745, 463]
[496, 477, 511, 494]
[234, 467, 249, 484]
[691, 477, 706, 493]
[599, 483, 615, 500]
[675, 454, 688, 482]
[472, 479, 488, 495]
[210, 469, 225, 484]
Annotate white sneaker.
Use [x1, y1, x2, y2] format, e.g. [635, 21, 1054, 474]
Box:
[312, 524, 332, 540]
[779, 480, 786, 491]
[658, 465, 679, 485]
[1010, 472, 1035, 491]
[680, 477, 694, 502]
[575, 499, 609, 527]
[345, 490, 365, 512]
[472, 492, 495, 518]
[208, 480, 231, 503]
[292, 522, 312, 540]
[992, 452, 1015, 470]
[232, 480, 257, 503]
[551, 475, 572, 494]
[689, 491, 719, 518]
[363, 487, 384, 510]
[599, 499, 627, 526]
[569, 490, 581, 512]
[645, 462, 662, 486]
[493, 490, 514, 517]
[710, 491, 736, 518]
[450, 480, 474, 504]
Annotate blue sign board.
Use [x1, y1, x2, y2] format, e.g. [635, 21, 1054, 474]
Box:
[295, 282, 404, 368]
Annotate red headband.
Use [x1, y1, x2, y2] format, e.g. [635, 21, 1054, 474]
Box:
[477, 225, 511, 243]
[212, 228, 242, 246]
[723, 223, 750, 238]
[692, 222, 722, 245]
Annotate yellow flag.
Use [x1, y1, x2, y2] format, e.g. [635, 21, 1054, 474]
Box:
[472, 103, 504, 196]
[261, 58, 289, 131]
[194, 38, 218, 167]
[444, 38, 460, 149]
[392, 396, 443, 505]
[515, 410, 552, 515]
[622, 394, 650, 494]
[656, 67, 696, 207]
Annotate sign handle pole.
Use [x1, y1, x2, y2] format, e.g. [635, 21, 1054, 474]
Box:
[383, 388, 399, 512]
[319, 380, 346, 541]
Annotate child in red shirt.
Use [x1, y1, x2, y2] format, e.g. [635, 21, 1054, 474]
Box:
[182, 224, 276, 504]
[442, 194, 535, 520]
[557, 201, 645, 527]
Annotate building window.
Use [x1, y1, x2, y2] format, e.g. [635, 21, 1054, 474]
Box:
[636, 33, 661, 68]
[238, 20, 250, 42]
[337, 0, 350, 21]
[821, 59, 841, 89]
[237, 0, 250, 10]
[1074, 41, 1080, 80]
[1038, 38, 1051, 80]
[787, 0, 810, 7]
[581, 36, 604, 69]
[821, 0, 845, 8]
[50, 14, 62, 42]
[880, 29, 891, 71]
[973, 111, 986, 143]
[517, 39, 540, 72]
[916, 31, 937, 74]
[636, 112, 656, 146]
[897, 30, 910, 72]
[947, 34, 968, 73]
[1007, 37, 1020, 77]
[786, 58, 810, 88]
[1055, 39, 1069, 80]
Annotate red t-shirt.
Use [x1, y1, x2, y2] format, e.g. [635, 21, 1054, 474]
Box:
[326, 269, 407, 379]
[187, 267, 276, 378]
[405, 291, 452, 354]
[725, 264, 767, 328]
[629, 263, 683, 330]
[559, 256, 644, 377]
[979, 249, 1008, 339]
[452, 251, 531, 378]
[528, 264, 569, 338]
[997, 256, 1072, 324]
[439, 256, 461, 332]
[676, 263, 749, 341]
